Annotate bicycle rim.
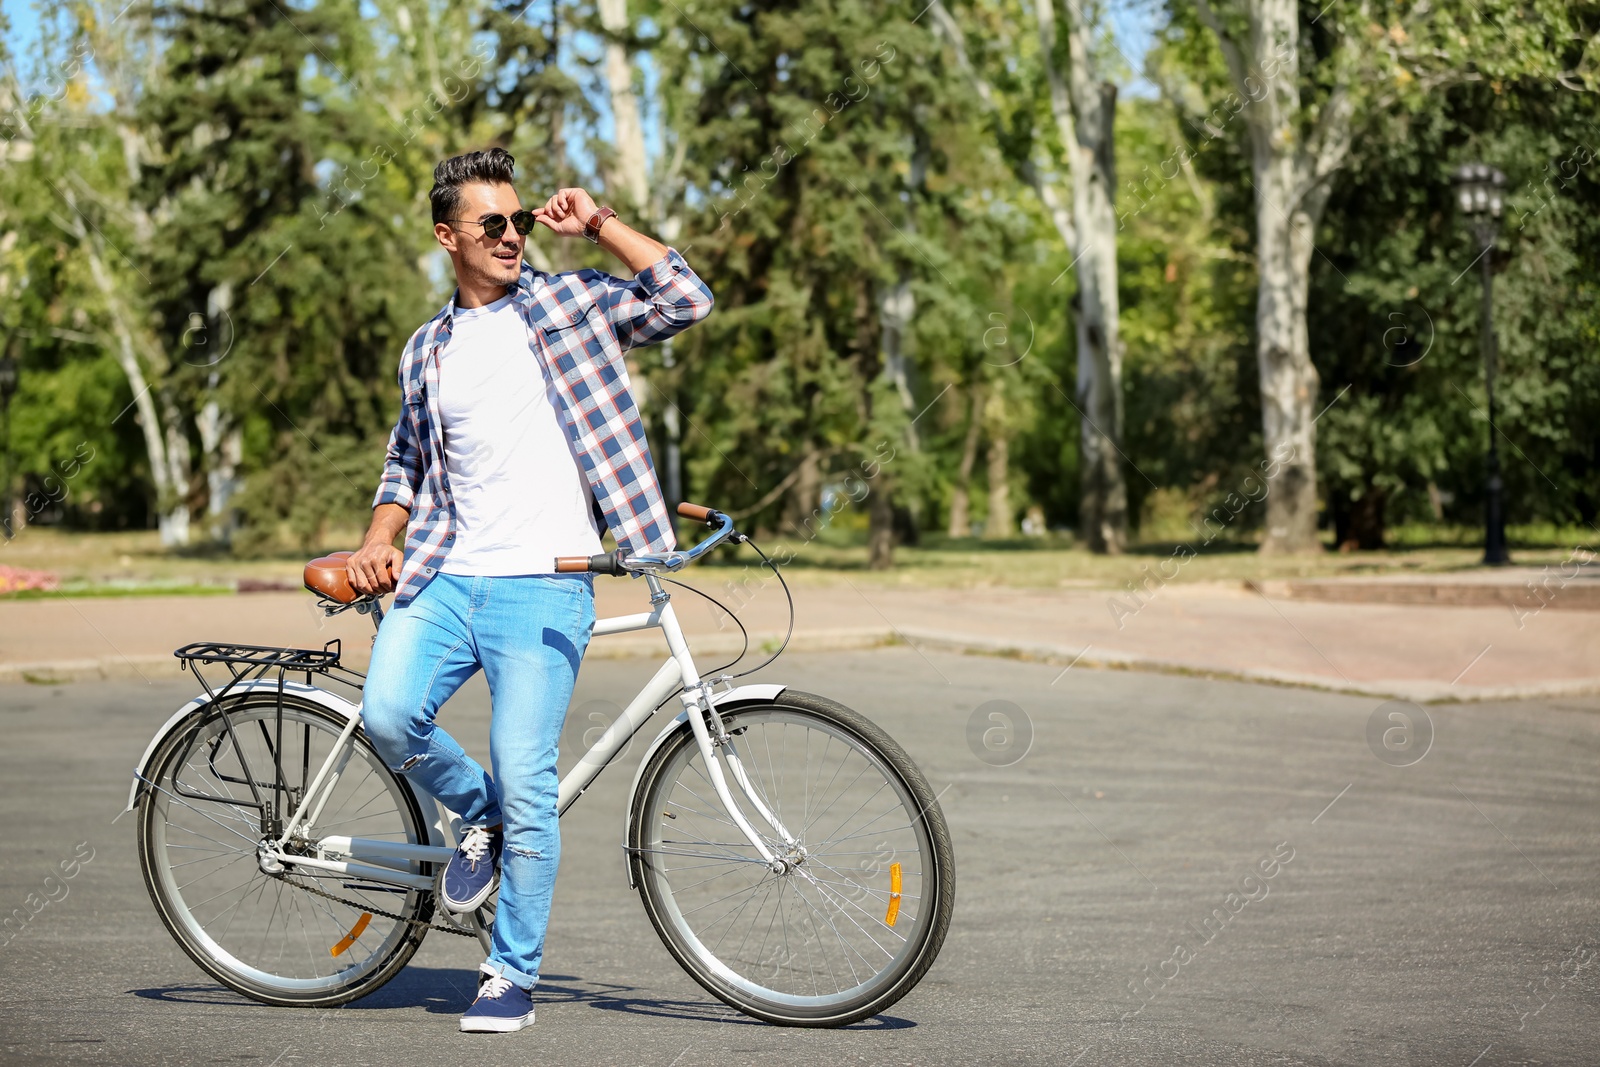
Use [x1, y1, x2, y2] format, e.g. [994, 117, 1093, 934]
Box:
[631, 695, 953, 1026]
[137, 697, 433, 1005]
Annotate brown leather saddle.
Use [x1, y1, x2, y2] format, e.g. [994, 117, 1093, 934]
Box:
[302, 551, 360, 604]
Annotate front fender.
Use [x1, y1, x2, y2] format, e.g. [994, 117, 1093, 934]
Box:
[622, 682, 787, 887]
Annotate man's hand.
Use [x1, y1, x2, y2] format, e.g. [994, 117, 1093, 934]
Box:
[533, 187, 602, 239]
[348, 502, 408, 596]
[534, 187, 670, 274]
[348, 541, 403, 596]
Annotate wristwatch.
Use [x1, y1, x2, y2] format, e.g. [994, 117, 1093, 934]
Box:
[583, 206, 618, 244]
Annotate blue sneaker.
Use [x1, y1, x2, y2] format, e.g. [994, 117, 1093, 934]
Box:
[441, 825, 501, 913]
[460, 966, 534, 1033]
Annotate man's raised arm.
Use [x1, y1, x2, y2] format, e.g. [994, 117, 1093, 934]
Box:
[533, 187, 714, 349]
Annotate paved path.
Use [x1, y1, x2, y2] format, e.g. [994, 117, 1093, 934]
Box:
[2, 651, 1597, 1065]
[1, 574, 1596, 700]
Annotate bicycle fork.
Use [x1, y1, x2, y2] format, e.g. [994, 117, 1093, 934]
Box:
[679, 682, 803, 873]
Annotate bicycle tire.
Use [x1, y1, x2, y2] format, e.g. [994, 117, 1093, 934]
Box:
[136, 694, 434, 1007]
[628, 690, 954, 1027]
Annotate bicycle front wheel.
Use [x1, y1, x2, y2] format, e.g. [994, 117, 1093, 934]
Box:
[629, 691, 954, 1027]
[136, 695, 434, 1007]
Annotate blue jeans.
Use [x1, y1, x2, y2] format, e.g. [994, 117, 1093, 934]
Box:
[361, 572, 595, 991]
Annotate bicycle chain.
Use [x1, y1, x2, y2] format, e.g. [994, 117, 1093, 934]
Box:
[276, 873, 479, 937]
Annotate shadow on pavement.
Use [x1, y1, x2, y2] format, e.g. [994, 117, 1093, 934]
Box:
[127, 967, 916, 1030]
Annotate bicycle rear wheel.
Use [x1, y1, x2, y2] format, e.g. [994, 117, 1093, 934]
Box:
[629, 691, 954, 1027]
[136, 695, 434, 1007]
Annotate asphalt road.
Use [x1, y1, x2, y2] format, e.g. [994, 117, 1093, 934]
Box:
[2, 648, 1598, 1066]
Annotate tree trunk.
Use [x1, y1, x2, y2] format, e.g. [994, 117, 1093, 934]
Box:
[948, 382, 983, 537]
[784, 445, 822, 539]
[1066, 71, 1127, 554]
[1194, 0, 1353, 554]
[1335, 487, 1386, 551]
[879, 276, 918, 450]
[159, 395, 192, 546]
[197, 389, 240, 542]
[984, 389, 1013, 539]
[196, 283, 239, 543]
[932, 0, 1124, 545]
[597, 0, 649, 216]
[1254, 163, 1322, 553]
[868, 476, 895, 569]
[64, 18, 193, 545]
[1039, 0, 1127, 554]
[61, 187, 187, 546]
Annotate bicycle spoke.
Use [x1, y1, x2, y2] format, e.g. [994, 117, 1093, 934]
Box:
[636, 703, 942, 1010]
[142, 702, 429, 1000]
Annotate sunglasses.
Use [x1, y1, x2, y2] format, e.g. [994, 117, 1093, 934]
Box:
[445, 210, 537, 240]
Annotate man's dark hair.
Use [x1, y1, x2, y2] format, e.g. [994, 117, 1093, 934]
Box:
[429, 148, 517, 226]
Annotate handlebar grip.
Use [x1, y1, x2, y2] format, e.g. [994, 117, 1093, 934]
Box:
[676, 501, 718, 524]
[553, 550, 632, 576]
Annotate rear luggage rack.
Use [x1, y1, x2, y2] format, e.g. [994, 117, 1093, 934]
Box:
[173, 639, 365, 704]
[164, 640, 367, 816]
[175, 640, 344, 675]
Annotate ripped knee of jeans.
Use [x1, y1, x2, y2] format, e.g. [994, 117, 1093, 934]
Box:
[398, 753, 426, 772]
[507, 845, 543, 860]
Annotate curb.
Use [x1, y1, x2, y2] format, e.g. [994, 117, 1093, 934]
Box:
[894, 627, 1600, 704]
[1245, 577, 1600, 612]
[4, 626, 1595, 704]
[0, 629, 900, 686]
[0, 655, 182, 686]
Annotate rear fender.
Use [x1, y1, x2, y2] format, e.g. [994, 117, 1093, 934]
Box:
[122, 682, 450, 849]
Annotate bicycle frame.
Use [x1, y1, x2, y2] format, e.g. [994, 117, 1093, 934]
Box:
[256, 571, 799, 898]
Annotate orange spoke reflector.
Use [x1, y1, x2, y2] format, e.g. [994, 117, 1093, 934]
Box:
[331, 912, 373, 957]
[885, 862, 903, 927]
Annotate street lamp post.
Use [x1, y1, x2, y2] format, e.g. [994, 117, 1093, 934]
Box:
[1452, 162, 1510, 566]
[0, 344, 17, 540]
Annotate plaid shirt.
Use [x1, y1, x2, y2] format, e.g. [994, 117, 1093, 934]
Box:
[373, 248, 713, 604]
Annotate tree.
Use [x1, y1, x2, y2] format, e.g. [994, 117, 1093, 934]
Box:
[1184, 0, 1595, 552]
[135, 0, 437, 549]
[1187, 0, 1351, 553]
[1313, 79, 1600, 546]
[931, 0, 1128, 552]
[652, 0, 967, 568]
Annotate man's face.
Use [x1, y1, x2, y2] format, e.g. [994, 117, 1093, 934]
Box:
[435, 181, 524, 291]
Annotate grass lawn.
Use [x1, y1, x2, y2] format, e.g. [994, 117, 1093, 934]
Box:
[1, 521, 1588, 597]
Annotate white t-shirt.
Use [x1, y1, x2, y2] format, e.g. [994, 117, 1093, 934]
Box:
[436, 293, 603, 575]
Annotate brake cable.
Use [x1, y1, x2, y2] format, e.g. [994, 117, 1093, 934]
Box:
[655, 573, 750, 678]
[719, 538, 794, 681]
[653, 532, 794, 686]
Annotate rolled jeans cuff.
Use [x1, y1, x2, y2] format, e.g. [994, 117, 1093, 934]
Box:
[481, 957, 537, 992]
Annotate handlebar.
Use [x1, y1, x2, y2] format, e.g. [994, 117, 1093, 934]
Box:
[554, 501, 737, 576]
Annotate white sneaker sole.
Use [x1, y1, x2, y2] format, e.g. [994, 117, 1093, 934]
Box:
[440, 870, 500, 914]
[459, 1011, 533, 1033]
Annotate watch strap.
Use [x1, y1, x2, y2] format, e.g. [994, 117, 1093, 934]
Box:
[584, 206, 617, 243]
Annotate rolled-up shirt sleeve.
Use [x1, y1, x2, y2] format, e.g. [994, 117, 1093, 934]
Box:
[592, 248, 714, 350]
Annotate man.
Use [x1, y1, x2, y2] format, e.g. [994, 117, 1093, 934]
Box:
[347, 147, 712, 1034]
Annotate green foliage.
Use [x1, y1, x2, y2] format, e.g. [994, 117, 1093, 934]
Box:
[1313, 82, 1600, 538]
[1, 0, 1594, 558]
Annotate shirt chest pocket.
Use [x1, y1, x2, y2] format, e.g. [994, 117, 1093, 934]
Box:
[539, 297, 623, 386]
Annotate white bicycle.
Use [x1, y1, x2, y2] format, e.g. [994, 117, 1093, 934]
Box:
[127, 503, 954, 1027]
